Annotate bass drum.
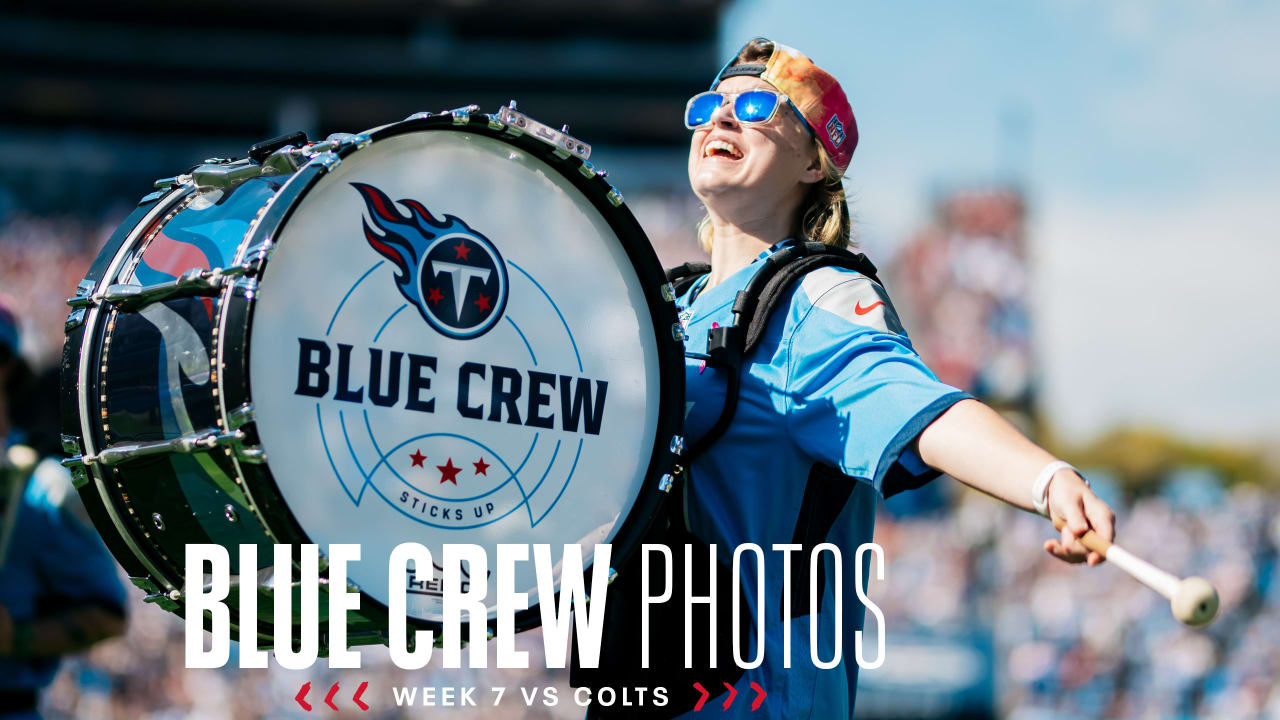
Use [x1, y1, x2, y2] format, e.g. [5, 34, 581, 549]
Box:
[60, 106, 686, 644]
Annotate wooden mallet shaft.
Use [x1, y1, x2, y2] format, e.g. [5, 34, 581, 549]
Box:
[1052, 517, 1219, 627]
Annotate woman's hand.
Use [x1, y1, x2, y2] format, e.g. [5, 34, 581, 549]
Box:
[1043, 469, 1116, 566]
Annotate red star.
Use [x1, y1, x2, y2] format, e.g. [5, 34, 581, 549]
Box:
[473, 457, 490, 476]
[453, 241, 471, 260]
[474, 293, 491, 312]
[409, 449, 426, 467]
[437, 458, 462, 485]
[426, 287, 443, 305]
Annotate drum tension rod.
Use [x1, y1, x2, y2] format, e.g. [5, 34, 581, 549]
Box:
[61, 428, 250, 469]
[65, 263, 259, 311]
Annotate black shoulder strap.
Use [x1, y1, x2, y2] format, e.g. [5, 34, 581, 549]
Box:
[742, 245, 881, 357]
[682, 242, 883, 461]
[664, 261, 710, 298]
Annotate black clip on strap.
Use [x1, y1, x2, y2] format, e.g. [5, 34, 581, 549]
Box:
[687, 245, 811, 460]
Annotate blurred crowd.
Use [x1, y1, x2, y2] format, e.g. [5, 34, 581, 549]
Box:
[889, 190, 1035, 416]
[0, 207, 124, 368]
[4, 190, 1278, 720]
[869, 474, 1280, 719]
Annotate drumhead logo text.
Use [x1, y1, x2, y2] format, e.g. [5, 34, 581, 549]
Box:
[354, 182, 508, 340]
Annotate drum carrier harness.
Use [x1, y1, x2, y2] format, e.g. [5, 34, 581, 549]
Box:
[666, 241, 884, 461]
[577, 242, 917, 717]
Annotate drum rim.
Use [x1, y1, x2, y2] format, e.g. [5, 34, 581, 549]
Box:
[221, 111, 686, 635]
[68, 185, 200, 594]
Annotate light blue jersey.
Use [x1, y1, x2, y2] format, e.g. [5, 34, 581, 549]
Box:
[673, 242, 970, 719]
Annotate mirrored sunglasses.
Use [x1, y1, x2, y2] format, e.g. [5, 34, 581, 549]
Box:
[684, 89, 786, 129]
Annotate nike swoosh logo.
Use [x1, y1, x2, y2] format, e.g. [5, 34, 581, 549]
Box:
[854, 301, 885, 315]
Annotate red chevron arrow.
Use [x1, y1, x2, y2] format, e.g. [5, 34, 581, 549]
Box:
[353, 681, 369, 711]
[295, 682, 313, 712]
[750, 682, 767, 711]
[324, 682, 341, 711]
[692, 682, 710, 712]
[721, 682, 738, 710]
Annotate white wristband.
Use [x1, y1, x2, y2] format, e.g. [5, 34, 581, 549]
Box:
[1032, 461, 1086, 518]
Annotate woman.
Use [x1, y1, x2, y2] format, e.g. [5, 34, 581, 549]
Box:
[580, 38, 1116, 719]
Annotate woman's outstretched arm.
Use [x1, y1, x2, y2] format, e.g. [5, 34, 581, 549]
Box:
[914, 398, 1116, 565]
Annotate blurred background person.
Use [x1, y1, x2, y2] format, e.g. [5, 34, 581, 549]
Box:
[0, 300, 126, 720]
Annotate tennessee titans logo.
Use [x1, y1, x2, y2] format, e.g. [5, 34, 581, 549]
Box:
[352, 182, 508, 340]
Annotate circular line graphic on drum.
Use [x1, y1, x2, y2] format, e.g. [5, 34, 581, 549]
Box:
[317, 228, 590, 531]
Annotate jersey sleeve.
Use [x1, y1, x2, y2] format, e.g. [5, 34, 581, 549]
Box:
[782, 271, 971, 496]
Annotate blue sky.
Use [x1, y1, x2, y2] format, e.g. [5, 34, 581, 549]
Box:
[721, 0, 1280, 443]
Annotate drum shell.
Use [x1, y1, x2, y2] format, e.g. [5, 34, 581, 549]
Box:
[64, 177, 383, 640]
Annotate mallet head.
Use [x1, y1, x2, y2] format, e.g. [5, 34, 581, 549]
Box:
[1171, 576, 1219, 627]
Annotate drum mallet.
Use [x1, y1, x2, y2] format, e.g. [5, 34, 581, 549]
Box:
[1052, 517, 1219, 627]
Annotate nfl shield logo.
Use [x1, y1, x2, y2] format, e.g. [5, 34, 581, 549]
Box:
[826, 115, 847, 148]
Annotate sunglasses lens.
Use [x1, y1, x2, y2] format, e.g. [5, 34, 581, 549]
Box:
[685, 93, 724, 128]
[735, 91, 779, 123]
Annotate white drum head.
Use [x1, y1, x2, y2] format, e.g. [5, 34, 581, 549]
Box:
[249, 130, 662, 622]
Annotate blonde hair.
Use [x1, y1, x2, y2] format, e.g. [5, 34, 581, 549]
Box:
[696, 39, 853, 252]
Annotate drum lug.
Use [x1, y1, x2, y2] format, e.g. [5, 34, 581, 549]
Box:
[61, 433, 82, 455]
[60, 435, 91, 488]
[405, 111, 434, 121]
[305, 152, 342, 173]
[669, 435, 685, 456]
[450, 105, 480, 125]
[606, 187, 624, 207]
[60, 454, 96, 489]
[65, 279, 95, 310]
[578, 161, 597, 179]
[324, 132, 373, 151]
[67, 464, 90, 489]
[497, 103, 593, 160]
[658, 474, 674, 493]
[64, 308, 86, 332]
[64, 280, 95, 330]
[227, 403, 267, 464]
[660, 282, 676, 302]
[671, 322, 688, 342]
